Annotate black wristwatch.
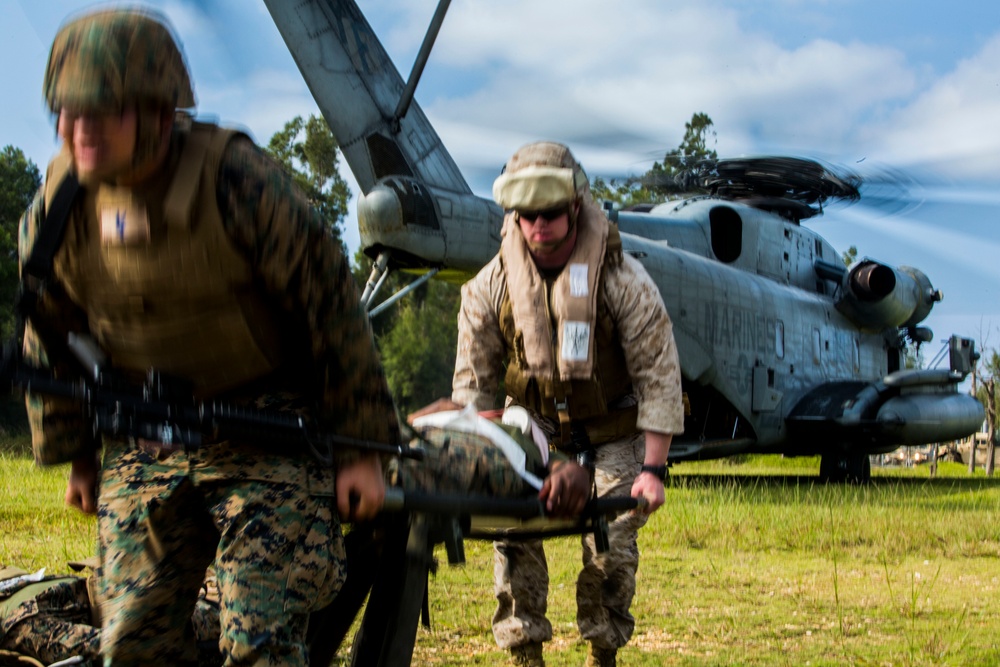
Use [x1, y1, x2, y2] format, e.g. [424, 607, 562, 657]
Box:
[640, 464, 668, 483]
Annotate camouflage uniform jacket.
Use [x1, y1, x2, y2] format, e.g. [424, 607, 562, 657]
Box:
[18, 124, 399, 466]
[453, 252, 684, 436]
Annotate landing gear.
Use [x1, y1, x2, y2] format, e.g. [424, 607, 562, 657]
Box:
[359, 250, 441, 318]
[360, 251, 392, 308]
[819, 452, 871, 483]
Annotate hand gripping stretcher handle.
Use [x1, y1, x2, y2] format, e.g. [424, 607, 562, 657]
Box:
[380, 487, 646, 554]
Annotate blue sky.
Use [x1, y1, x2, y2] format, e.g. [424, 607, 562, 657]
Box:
[2, 0, 998, 356]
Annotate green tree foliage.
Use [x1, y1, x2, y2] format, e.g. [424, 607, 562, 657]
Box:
[593, 112, 718, 208]
[0, 145, 42, 338]
[0, 145, 41, 433]
[375, 279, 461, 416]
[841, 245, 858, 267]
[265, 115, 350, 244]
[352, 248, 461, 416]
[589, 175, 658, 210]
[645, 111, 718, 198]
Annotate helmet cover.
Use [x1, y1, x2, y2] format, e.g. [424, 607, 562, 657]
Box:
[493, 141, 589, 211]
[44, 8, 195, 114]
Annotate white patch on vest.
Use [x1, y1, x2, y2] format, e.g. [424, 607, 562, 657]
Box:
[562, 321, 591, 362]
[100, 201, 150, 246]
[568, 263, 589, 298]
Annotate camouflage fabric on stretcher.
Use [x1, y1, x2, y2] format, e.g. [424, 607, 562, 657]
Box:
[390, 419, 552, 497]
[0, 565, 222, 667]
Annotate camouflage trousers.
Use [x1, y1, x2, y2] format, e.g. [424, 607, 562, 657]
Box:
[96, 440, 344, 667]
[492, 432, 648, 650]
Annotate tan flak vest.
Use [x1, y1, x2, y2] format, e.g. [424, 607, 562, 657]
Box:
[499, 218, 636, 450]
[43, 122, 284, 397]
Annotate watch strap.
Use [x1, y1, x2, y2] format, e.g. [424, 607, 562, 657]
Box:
[640, 464, 668, 482]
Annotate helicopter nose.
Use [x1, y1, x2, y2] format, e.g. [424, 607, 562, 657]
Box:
[359, 183, 404, 238]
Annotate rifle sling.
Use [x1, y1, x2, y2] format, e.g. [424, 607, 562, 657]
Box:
[23, 172, 80, 282]
[7, 172, 84, 376]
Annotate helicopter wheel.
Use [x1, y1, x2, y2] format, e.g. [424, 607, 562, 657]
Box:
[819, 451, 871, 483]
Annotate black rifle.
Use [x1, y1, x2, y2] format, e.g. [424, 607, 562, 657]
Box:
[0, 333, 421, 464]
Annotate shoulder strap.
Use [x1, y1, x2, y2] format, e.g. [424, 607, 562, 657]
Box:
[164, 123, 210, 228]
[164, 121, 238, 229]
[11, 171, 84, 373]
[22, 172, 80, 282]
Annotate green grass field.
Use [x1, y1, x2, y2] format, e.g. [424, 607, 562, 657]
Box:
[4, 435, 1000, 666]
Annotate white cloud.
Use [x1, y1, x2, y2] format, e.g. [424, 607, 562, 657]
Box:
[197, 68, 319, 144]
[870, 33, 1000, 179]
[408, 0, 917, 181]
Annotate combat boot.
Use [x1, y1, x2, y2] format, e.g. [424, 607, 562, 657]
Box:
[585, 643, 617, 667]
[509, 641, 545, 667]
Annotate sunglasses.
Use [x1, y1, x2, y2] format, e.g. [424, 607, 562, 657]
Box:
[517, 207, 568, 223]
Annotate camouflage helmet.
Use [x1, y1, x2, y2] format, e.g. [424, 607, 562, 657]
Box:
[44, 8, 195, 114]
[493, 141, 589, 211]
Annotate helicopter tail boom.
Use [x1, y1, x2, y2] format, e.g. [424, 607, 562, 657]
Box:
[263, 0, 470, 196]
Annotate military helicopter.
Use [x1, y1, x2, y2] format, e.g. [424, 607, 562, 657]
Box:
[264, 0, 985, 484]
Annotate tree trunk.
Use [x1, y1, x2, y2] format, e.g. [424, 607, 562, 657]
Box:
[969, 364, 979, 475]
[985, 378, 997, 477]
